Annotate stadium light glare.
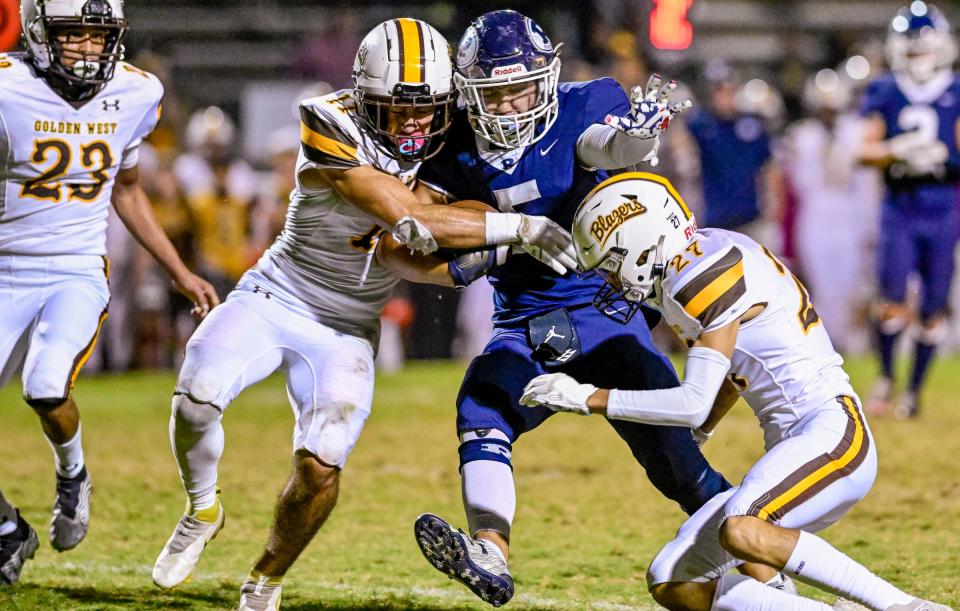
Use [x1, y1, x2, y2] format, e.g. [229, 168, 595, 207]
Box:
[845, 55, 871, 80]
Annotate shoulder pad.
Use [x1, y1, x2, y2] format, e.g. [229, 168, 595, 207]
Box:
[670, 246, 746, 329]
[299, 93, 362, 169]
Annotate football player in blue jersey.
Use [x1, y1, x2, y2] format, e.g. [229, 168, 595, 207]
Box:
[379, 10, 787, 606]
[859, 1, 960, 420]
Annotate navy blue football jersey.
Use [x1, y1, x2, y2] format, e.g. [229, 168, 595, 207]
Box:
[859, 72, 960, 212]
[419, 77, 630, 325]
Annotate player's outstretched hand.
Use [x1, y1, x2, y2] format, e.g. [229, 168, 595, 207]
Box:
[516, 215, 578, 275]
[173, 271, 220, 319]
[604, 73, 693, 165]
[520, 373, 597, 415]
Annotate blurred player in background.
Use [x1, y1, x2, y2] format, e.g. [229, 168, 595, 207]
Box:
[859, 2, 960, 419]
[784, 69, 881, 353]
[522, 173, 952, 611]
[378, 10, 786, 606]
[679, 60, 780, 246]
[151, 18, 579, 611]
[0, 0, 217, 586]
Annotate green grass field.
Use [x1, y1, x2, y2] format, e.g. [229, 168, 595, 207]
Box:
[1, 356, 958, 610]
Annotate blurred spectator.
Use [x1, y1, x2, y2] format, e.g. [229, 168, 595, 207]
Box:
[249, 126, 299, 258]
[137, 144, 199, 369]
[782, 69, 881, 353]
[175, 106, 259, 298]
[678, 60, 784, 249]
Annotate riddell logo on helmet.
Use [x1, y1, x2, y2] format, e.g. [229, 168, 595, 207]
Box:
[590, 196, 648, 246]
[491, 64, 527, 76]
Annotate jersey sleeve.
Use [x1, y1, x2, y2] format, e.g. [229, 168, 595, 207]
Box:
[298, 100, 368, 171]
[668, 246, 753, 333]
[581, 77, 631, 127]
[120, 75, 164, 170]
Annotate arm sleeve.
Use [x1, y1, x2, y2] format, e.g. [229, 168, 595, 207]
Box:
[605, 346, 731, 427]
[576, 123, 660, 170]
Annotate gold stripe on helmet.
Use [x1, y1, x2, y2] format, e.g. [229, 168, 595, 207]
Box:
[586, 171, 693, 220]
[396, 18, 424, 83]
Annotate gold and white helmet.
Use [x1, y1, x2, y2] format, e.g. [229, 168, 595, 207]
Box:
[352, 18, 455, 161]
[20, 0, 127, 88]
[573, 172, 697, 323]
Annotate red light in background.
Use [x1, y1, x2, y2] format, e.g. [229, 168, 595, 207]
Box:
[650, 0, 693, 50]
[0, 0, 20, 52]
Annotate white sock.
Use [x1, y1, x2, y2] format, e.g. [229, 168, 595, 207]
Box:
[461, 454, 516, 540]
[47, 424, 84, 479]
[713, 573, 832, 611]
[170, 396, 224, 511]
[784, 531, 913, 610]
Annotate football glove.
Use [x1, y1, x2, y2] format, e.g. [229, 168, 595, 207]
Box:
[520, 373, 597, 415]
[888, 131, 949, 177]
[604, 73, 693, 166]
[516, 215, 578, 275]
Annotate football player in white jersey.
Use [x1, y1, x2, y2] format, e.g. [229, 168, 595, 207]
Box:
[151, 18, 578, 611]
[520, 173, 952, 611]
[0, 0, 217, 587]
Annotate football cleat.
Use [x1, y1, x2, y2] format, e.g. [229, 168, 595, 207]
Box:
[885, 600, 954, 611]
[893, 391, 920, 420]
[239, 575, 282, 611]
[0, 511, 39, 586]
[414, 513, 514, 607]
[152, 499, 224, 589]
[866, 377, 893, 417]
[50, 466, 92, 552]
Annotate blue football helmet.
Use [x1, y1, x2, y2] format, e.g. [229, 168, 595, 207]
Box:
[454, 10, 561, 149]
[886, 2, 956, 83]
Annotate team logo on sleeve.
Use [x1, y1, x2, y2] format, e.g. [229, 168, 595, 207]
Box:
[589, 195, 648, 246]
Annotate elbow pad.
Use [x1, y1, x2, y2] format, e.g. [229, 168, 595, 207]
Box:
[449, 245, 509, 289]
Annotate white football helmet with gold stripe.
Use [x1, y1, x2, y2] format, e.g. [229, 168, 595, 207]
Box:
[572, 172, 697, 322]
[352, 18, 455, 161]
[20, 0, 127, 90]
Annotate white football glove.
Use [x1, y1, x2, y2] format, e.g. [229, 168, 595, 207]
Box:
[691, 427, 713, 447]
[516, 215, 578, 275]
[604, 74, 693, 166]
[520, 373, 598, 415]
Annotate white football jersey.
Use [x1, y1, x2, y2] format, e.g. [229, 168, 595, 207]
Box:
[241, 89, 420, 344]
[656, 228, 854, 448]
[0, 53, 162, 256]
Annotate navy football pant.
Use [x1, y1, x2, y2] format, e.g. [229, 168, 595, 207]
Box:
[457, 304, 730, 515]
[877, 203, 959, 320]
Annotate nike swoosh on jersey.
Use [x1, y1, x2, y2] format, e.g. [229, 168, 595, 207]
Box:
[539, 140, 558, 156]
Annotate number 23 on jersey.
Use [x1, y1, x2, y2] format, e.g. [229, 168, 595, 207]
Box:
[20, 138, 114, 203]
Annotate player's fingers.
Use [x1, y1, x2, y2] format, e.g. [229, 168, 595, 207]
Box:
[644, 73, 663, 102]
[604, 114, 632, 133]
[205, 283, 222, 308]
[669, 99, 693, 115]
[657, 79, 678, 104]
[629, 84, 644, 105]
